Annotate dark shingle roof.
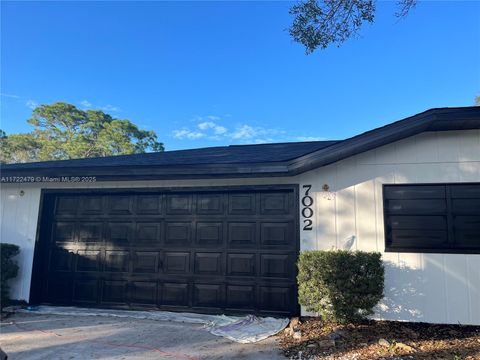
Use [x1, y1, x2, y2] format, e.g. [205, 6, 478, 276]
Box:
[2, 141, 339, 169]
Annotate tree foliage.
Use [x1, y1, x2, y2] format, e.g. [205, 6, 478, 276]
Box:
[289, 0, 418, 54]
[1, 102, 164, 164]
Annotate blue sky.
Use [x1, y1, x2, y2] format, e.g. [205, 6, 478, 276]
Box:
[1, 1, 479, 150]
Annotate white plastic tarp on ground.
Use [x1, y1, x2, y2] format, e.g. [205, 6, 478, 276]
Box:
[11, 305, 289, 344]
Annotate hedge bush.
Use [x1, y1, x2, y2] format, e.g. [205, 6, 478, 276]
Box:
[297, 250, 384, 323]
[1, 243, 20, 307]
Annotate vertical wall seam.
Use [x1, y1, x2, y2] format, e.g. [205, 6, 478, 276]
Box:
[373, 177, 378, 252]
[466, 256, 472, 324]
[315, 183, 320, 250]
[435, 132, 440, 163]
[25, 189, 41, 301]
[334, 165, 338, 249]
[0, 188, 6, 242]
[20, 188, 32, 299]
[353, 184, 359, 250]
[442, 255, 449, 323]
[414, 133, 419, 163]
[12, 184, 24, 299]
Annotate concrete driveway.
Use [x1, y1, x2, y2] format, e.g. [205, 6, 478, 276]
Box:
[0, 313, 286, 360]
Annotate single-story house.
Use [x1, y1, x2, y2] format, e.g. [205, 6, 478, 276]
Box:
[1, 106, 479, 325]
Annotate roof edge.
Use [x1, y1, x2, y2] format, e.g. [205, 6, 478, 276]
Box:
[1, 106, 479, 182]
[287, 107, 480, 175]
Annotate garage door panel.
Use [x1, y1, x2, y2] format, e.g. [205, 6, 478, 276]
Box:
[227, 254, 255, 277]
[51, 249, 75, 271]
[162, 282, 190, 306]
[73, 279, 98, 303]
[193, 284, 223, 308]
[130, 281, 157, 305]
[195, 252, 223, 275]
[53, 222, 76, 243]
[136, 223, 160, 243]
[78, 222, 104, 243]
[107, 196, 133, 215]
[226, 285, 255, 310]
[79, 196, 104, 215]
[259, 286, 292, 312]
[102, 280, 128, 304]
[229, 194, 256, 215]
[133, 251, 159, 273]
[39, 187, 298, 316]
[163, 252, 190, 274]
[196, 222, 222, 246]
[260, 193, 291, 215]
[165, 222, 192, 246]
[136, 195, 163, 214]
[260, 254, 292, 279]
[107, 222, 133, 243]
[47, 275, 73, 303]
[76, 250, 101, 272]
[197, 194, 224, 214]
[227, 222, 256, 247]
[55, 196, 78, 216]
[166, 194, 193, 214]
[260, 222, 293, 247]
[105, 250, 129, 272]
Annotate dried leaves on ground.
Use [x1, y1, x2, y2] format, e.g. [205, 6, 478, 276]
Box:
[279, 317, 480, 360]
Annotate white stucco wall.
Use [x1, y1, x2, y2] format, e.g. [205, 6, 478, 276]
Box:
[299, 129, 480, 325]
[1, 129, 479, 324]
[0, 185, 42, 302]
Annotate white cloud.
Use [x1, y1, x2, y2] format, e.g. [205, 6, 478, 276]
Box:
[76, 101, 120, 112]
[173, 129, 205, 139]
[198, 121, 216, 130]
[172, 114, 327, 144]
[191, 115, 221, 123]
[229, 125, 257, 140]
[293, 136, 327, 142]
[252, 138, 275, 144]
[228, 125, 285, 140]
[80, 100, 92, 108]
[26, 100, 38, 109]
[1, 93, 40, 110]
[0, 93, 20, 99]
[213, 125, 227, 135]
[102, 104, 120, 112]
[197, 121, 227, 135]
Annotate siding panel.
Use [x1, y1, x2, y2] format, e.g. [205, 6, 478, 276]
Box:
[443, 255, 470, 324]
[422, 254, 448, 323]
[300, 129, 480, 325]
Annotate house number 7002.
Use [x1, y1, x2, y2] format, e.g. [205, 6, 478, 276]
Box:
[302, 184, 313, 231]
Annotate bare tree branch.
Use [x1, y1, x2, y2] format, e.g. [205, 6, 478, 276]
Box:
[396, 0, 417, 18]
[289, 0, 418, 54]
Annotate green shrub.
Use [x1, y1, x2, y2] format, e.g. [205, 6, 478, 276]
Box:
[1, 243, 20, 307]
[297, 250, 384, 323]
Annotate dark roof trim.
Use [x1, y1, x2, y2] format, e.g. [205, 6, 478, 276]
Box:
[1, 106, 479, 182]
[286, 106, 480, 174]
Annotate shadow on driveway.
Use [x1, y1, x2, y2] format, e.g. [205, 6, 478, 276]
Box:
[0, 313, 285, 360]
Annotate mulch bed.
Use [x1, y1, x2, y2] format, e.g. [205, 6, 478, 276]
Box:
[279, 318, 480, 360]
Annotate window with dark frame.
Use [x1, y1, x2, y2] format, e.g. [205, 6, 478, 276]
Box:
[383, 183, 480, 253]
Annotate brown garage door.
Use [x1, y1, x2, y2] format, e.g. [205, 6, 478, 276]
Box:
[31, 186, 299, 316]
